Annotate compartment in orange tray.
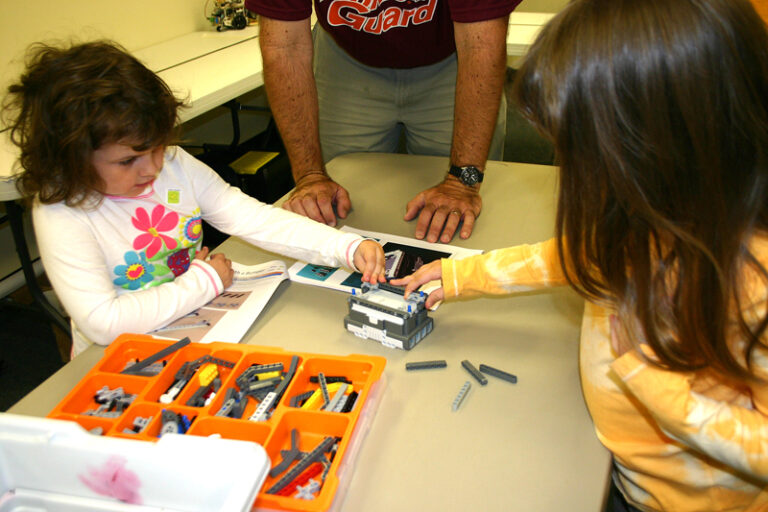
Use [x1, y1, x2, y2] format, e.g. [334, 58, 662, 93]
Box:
[95, 335, 190, 375]
[255, 410, 351, 510]
[174, 349, 241, 409]
[51, 373, 148, 419]
[284, 357, 374, 413]
[187, 416, 271, 445]
[133, 405, 199, 438]
[113, 402, 163, 439]
[48, 413, 115, 436]
[142, 344, 219, 404]
[206, 383, 261, 421]
[208, 350, 304, 419]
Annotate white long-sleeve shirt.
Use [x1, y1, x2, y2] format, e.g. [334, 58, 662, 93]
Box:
[34, 147, 362, 355]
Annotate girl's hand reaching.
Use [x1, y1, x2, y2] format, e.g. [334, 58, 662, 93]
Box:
[196, 246, 234, 289]
[353, 240, 387, 284]
[390, 259, 444, 309]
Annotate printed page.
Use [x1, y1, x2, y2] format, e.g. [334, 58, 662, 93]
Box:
[151, 260, 288, 343]
[287, 226, 482, 294]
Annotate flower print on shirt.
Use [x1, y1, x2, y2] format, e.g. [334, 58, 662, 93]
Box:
[179, 209, 202, 247]
[167, 247, 193, 277]
[113, 251, 155, 290]
[132, 204, 179, 258]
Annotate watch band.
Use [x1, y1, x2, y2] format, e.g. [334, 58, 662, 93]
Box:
[448, 165, 484, 187]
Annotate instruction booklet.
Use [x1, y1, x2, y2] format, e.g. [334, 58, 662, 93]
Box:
[151, 260, 287, 344]
[287, 226, 482, 294]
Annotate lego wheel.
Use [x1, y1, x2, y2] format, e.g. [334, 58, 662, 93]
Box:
[233, 13, 247, 30]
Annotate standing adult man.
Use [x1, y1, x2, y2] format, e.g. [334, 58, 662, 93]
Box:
[246, 0, 520, 242]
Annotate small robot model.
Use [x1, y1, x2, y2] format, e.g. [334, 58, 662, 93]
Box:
[344, 281, 433, 350]
[208, 1, 249, 31]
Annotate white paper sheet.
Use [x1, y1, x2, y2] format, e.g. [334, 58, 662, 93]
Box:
[151, 260, 287, 344]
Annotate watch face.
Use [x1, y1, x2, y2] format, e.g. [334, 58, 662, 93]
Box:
[460, 167, 480, 186]
[450, 165, 483, 186]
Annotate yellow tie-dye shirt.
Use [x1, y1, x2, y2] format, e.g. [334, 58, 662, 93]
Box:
[441, 238, 768, 511]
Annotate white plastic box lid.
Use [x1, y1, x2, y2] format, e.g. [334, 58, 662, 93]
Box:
[0, 413, 270, 512]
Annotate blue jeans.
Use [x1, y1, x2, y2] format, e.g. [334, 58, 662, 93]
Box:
[313, 26, 506, 163]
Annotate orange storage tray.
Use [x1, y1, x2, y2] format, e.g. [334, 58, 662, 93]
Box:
[48, 333, 387, 512]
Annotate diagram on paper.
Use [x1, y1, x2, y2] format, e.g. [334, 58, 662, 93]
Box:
[287, 226, 481, 294]
[151, 260, 288, 343]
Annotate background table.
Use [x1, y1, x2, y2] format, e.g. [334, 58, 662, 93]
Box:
[132, 26, 263, 123]
[507, 12, 554, 57]
[10, 153, 610, 511]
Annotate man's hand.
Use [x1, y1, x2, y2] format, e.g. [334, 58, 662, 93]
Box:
[403, 177, 482, 243]
[282, 173, 352, 227]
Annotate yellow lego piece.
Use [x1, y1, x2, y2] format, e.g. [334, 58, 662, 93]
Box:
[300, 382, 345, 410]
[196, 363, 219, 387]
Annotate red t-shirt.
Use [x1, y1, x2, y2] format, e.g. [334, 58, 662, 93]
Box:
[245, 0, 521, 68]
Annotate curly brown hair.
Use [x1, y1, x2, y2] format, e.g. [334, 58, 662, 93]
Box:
[2, 40, 184, 206]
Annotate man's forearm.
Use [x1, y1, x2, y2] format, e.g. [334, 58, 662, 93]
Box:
[259, 16, 325, 181]
[451, 17, 509, 170]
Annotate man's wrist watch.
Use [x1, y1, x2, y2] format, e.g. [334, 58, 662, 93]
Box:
[448, 165, 484, 187]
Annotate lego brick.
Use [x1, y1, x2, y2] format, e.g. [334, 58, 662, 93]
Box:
[479, 363, 518, 384]
[452, 381, 471, 411]
[265, 436, 337, 495]
[121, 336, 190, 375]
[344, 282, 433, 350]
[405, 360, 448, 371]
[344, 315, 433, 350]
[461, 360, 488, 386]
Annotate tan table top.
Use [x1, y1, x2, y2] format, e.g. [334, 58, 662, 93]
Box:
[10, 152, 610, 511]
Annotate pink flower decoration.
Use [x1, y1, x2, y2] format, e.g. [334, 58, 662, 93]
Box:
[132, 205, 179, 258]
[79, 455, 143, 505]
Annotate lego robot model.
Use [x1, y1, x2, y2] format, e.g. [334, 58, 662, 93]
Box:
[344, 282, 433, 350]
[208, 1, 248, 31]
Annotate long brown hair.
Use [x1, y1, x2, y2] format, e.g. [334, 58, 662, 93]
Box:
[2, 40, 184, 206]
[513, 0, 768, 379]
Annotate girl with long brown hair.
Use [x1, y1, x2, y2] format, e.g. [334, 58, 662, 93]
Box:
[395, 0, 768, 509]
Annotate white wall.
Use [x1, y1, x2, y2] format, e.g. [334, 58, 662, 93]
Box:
[0, 0, 208, 92]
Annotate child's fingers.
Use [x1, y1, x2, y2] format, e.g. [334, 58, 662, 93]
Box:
[354, 241, 386, 283]
[425, 288, 445, 309]
[373, 245, 386, 282]
[404, 278, 422, 299]
[389, 275, 413, 296]
[364, 258, 375, 283]
[392, 260, 442, 298]
[391, 274, 420, 299]
[361, 253, 383, 283]
[195, 246, 210, 260]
